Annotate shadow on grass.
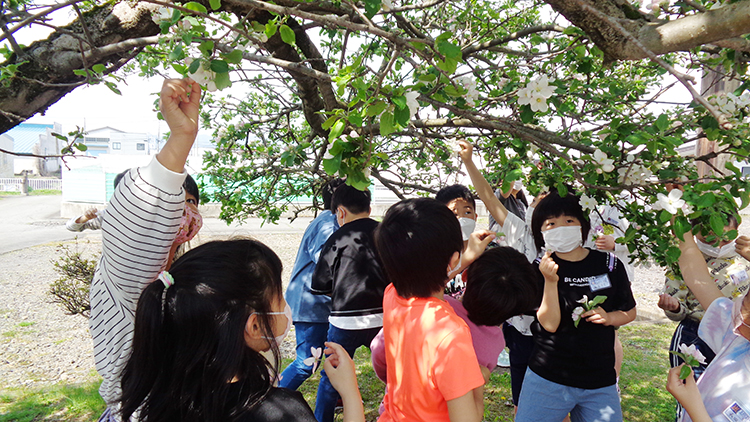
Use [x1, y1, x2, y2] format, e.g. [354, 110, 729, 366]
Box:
[0, 381, 105, 422]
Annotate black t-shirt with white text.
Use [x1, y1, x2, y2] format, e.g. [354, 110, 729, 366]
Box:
[529, 249, 636, 389]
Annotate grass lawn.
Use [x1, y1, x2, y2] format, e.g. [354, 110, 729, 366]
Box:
[0, 189, 61, 197]
[0, 322, 677, 421]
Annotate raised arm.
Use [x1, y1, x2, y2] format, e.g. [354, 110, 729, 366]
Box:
[677, 232, 723, 311]
[458, 141, 510, 227]
[156, 78, 202, 173]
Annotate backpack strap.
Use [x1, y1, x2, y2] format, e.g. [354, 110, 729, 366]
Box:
[607, 252, 617, 273]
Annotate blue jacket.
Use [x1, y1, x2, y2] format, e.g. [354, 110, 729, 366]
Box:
[285, 211, 339, 322]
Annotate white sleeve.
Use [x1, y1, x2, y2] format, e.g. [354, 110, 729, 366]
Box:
[698, 297, 734, 354]
[499, 212, 537, 263]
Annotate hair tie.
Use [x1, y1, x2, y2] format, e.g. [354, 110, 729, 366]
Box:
[158, 271, 174, 289]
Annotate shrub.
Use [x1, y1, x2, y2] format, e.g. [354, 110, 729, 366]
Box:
[49, 240, 98, 317]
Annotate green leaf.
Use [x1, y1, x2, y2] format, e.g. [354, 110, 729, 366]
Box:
[92, 64, 106, 74]
[674, 216, 690, 241]
[214, 72, 231, 90]
[392, 95, 407, 110]
[329, 120, 345, 141]
[506, 169, 523, 182]
[588, 295, 607, 309]
[223, 49, 243, 64]
[348, 111, 363, 127]
[209, 59, 229, 73]
[679, 365, 692, 380]
[51, 132, 68, 141]
[168, 44, 184, 61]
[655, 114, 669, 132]
[436, 38, 461, 60]
[520, 105, 534, 123]
[265, 23, 277, 38]
[436, 58, 458, 74]
[209, 0, 221, 10]
[104, 81, 121, 95]
[323, 155, 342, 175]
[321, 115, 339, 130]
[184, 2, 208, 13]
[366, 101, 387, 117]
[418, 73, 437, 82]
[666, 246, 682, 264]
[394, 104, 410, 126]
[659, 209, 672, 223]
[380, 112, 395, 136]
[279, 25, 296, 45]
[75, 143, 88, 151]
[198, 40, 214, 57]
[364, 0, 380, 18]
[556, 183, 568, 198]
[171, 63, 187, 75]
[187, 58, 201, 75]
[710, 213, 726, 237]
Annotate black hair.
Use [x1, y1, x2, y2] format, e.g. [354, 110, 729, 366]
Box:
[183, 173, 200, 203]
[114, 170, 128, 189]
[462, 247, 541, 326]
[322, 178, 345, 210]
[374, 198, 463, 298]
[530, 188, 590, 253]
[115, 170, 200, 204]
[516, 189, 529, 207]
[435, 184, 476, 210]
[120, 239, 284, 422]
[331, 183, 371, 215]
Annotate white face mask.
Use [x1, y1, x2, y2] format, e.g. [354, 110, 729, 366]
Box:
[542, 226, 582, 253]
[257, 302, 292, 347]
[513, 180, 523, 191]
[695, 238, 737, 259]
[458, 217, 476, 241]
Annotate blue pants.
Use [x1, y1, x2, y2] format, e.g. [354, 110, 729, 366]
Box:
[279, 321, 329, 390]
[516, 368, 622, 422]
[314, 324, 381, 422]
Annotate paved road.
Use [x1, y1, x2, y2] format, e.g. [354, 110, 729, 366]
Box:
[0, 195, 313, 255]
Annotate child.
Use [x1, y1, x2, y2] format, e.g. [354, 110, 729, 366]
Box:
[311, 184, 388, 422]
[370, 245, 541, 385]
[435, 184, 478, 298]
[666, 228, 750, 422]
[89, 78, 205, 420]
[515, 190, 637, 422]
[280, 178, 344, 390]
[119, 239, 365, 422]
[373, 198, 495, 422]
[658, 213, 750, 381]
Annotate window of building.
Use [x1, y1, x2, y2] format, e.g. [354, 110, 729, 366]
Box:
[136, 143, 145, 151]
[112, 142, 121, 150]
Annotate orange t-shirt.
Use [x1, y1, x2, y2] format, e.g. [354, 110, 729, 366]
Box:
[378, 284, 484, 422]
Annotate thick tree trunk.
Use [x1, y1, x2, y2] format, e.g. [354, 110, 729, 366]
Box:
[0, 2, 162, 133]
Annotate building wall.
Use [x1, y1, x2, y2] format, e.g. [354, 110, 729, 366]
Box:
[0, 134, 13, 177]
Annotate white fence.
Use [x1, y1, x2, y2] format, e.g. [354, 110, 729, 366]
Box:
[0, 178, 62, 192]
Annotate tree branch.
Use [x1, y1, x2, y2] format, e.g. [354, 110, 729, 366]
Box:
[462, 24, 566, 59]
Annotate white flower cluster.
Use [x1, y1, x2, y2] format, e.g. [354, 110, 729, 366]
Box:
[709, 92, 750, 116]
[455, 76, 479, 106]
[152, 7, 173, 25]
[404, 91, 419, 118]
[578, 193, 598, 212]
[518, 76, 555, 112]
[185, 58, 218, 92]
[652, 189, 693, 215]
[592, 149, 614, 173]
[617, 154, 653, 185]
[643, 0, 672, 13]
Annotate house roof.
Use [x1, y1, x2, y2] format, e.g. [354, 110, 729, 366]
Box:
[2, 123, 54, 154]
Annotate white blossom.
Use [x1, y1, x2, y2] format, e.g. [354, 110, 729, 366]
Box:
[517, 76, 555, 113]
[579, 194, 598, 212]
[618, 163, 652, 185]
[404, 90, 420, 118]
[381, 0, 393, 11]
[185, 58, 218, 92]
[678, 343, 707, 365]
[653, 189, 685, 215]
[152, 7, 173, 25]
[455, 76, 479, 106]
[527, 75, 555, 99]
[323, 149, 334, 160]
[363, 167, 372, 179]
[592, 149, 615, 173]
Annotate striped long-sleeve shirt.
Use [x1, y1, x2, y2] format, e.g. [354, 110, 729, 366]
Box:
[89, 157, 186, 418]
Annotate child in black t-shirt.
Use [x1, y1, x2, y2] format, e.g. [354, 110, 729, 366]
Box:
[515, 190, 637, 422]
[310, 184, 388, 422]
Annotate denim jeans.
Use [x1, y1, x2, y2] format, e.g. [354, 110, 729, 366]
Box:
[516, 368, 623, 422]
[279, 322, 329, 390]
[314, 324, 381, 422]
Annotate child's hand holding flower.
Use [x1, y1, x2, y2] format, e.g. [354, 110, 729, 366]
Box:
[539, 250, 559, 283]
[572, 295, 607, 327]
[670, 343, 707, 379]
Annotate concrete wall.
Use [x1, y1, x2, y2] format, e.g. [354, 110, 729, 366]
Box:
[0, 134, 13, 177]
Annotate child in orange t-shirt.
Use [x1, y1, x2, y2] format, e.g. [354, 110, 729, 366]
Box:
[373, 198, 495, 422]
